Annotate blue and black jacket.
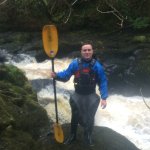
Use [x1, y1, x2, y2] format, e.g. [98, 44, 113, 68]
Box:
[55, 58, 108, 100]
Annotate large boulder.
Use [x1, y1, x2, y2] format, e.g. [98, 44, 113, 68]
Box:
[41, 124, 139, 150]
[0, 64, 50, 150]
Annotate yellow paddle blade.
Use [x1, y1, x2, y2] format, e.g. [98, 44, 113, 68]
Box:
[53, 123, 64, 143]
[42, 25, 58, 58]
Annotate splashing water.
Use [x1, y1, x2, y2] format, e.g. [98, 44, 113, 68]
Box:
[95, 95, 150, 150]
[2, 50, 150, 150]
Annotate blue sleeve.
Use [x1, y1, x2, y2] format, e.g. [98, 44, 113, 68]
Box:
[55, 59, 77, 82]
[94, 61, 108, 100]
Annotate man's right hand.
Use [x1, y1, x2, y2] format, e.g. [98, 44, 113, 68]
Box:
[51, 72, 56, 78]
[100, 99, 107, 109]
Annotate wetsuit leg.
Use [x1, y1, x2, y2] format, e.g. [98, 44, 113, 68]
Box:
[64, 96, 79, 144]
[70, 98, 79, 135]
[88, 94, 100, 133]
[84, 94, 100, 146]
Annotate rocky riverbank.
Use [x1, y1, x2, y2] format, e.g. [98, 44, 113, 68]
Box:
[0, 64, 140, 150]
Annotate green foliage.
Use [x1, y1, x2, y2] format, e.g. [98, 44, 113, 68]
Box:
[133, 35, 147, 43]
[130, 17, 150, 29]
[0, 0, 150, 31]
[42, 0, 48, 6]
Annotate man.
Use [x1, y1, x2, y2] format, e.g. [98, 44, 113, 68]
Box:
[51, 43, 108, 146]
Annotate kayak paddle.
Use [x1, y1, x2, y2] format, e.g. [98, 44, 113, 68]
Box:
[42, 25, 64, 143]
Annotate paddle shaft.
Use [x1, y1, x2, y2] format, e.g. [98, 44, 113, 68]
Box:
[51, 58, 59, 123]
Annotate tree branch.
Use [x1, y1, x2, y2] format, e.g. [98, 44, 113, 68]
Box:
[63, 0, 73, 23]
[97, 7, 115, 14]
[50, 0, 57, 15]
[0, 0, 7, 5]
[72, 0, 79, 6]
[97, 0, 127, 28]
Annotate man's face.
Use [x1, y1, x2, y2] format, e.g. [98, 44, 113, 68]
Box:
[81, 44, 93, 60]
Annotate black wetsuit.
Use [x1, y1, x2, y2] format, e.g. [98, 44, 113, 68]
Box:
[55, 58, 108, 145]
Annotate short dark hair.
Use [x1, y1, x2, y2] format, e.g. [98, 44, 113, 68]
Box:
[80, 40, 93, 48]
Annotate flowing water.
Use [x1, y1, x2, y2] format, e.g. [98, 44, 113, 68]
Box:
[1, 50, 150, 150]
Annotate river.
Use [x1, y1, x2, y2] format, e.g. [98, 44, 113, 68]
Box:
[1, 50, 150, 150]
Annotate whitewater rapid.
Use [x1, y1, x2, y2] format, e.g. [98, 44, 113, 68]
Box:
[3, 51, 150, 150]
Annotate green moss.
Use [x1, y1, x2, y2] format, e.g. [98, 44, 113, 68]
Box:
[0, 129, 37, 150]
[133, 35, 147, 42]
[0, 82, 49, 139]
[0, 81, 26, 106]
[14, 99, 49, 139]
[0, 64, 50, 150]
[0, 97, 14, 131]
[0, 64, 27, 86]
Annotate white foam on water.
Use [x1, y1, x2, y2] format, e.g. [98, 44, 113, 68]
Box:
[95, 95, 150, 150]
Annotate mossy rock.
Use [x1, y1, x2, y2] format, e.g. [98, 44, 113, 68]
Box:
[0, 128, 37, 150]
[0, 97, 14, 131]
[0, 64, 50, 150]
[0, 64, 27, 86]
